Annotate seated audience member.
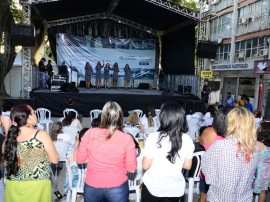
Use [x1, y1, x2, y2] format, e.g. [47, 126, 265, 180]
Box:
[202, 107, 259, 202]
[141, 101, 194, 202]
[234, 94, 247, 108]
[244, 97, 253, 112]
[65, 98, 83, 123]
[254, 111, 262, 130]
[203, 106, 216, 126]
[51, 122, 73, 145]
[91, 114, 101, 128]
[253, 121, 270, 202]
[62, 111, 83, 131]
[124, 111, 141, 128]
[223, 92, 234, 107]
[1, 102, 13, 136]
[140, 106, 158, 130]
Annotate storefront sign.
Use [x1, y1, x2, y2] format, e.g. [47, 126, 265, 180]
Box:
[201, 70, 213, 79]
[212, 62, 253, 71]
[254, 60, 270, 73]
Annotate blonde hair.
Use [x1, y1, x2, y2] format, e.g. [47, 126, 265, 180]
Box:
[100, 101, 123, 137]
[226, 107, 257, 163]
[128, 111, 139, 124]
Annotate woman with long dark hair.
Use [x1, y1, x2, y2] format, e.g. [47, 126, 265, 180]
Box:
[3, 104, 58, 202]
[77, 101, 137, 202]
[141, 101, 195, 202]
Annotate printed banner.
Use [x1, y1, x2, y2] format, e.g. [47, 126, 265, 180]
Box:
[253, 60, 270, 73]
[56, 33, 156, 80]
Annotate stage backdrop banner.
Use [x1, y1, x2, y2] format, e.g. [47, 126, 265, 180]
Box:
[56, 33, 156, 80]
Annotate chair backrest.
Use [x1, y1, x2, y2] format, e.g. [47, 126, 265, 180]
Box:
[191, 151, 205, 181]
[90, 109, 102, 123]
[62, 126, 80, 143]
[53, 141, 72, 161]
[123, 126, 141, 138]
[63, 108, 78, 119]
[143, 127, 158, 139]
[128, 170, 143, 191]
[130, 109, 143, 119]
[155, 109, 161, 117]
[66, 161, 87, 192]
[36, 108, 52, 123]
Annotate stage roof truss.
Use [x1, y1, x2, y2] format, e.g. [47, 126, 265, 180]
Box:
[145, 0, 199, 20]
[162, 19, 197, 35]
[31, 0, 61, 4]
[106, 0, 121, 18]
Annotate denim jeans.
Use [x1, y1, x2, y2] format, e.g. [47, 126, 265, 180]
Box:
[84, 181, 129, 202]
[40, 72, 50, 89]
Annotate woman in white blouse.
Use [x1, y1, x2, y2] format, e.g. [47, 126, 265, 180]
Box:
[142, 102, 195, 202]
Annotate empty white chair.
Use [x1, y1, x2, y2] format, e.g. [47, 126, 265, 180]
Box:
[63, 108, 78, 119]
[35, 108, 53, 133]
[129, 109, 143, 119]
[90, 109, 102, 124]
[123, 126, 141, 138]
[66, 162, 87, 202]
[185, 151, 205, 202]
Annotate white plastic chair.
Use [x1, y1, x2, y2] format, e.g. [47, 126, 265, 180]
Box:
[154, 109, 161, 127]
[62, 126, 80, 144]
[123, 126, 141, 138]
[185, 151, 205, 202]
[143, 127, 158, 139]
[63, 108, 78, 119]
[90, 109, 102, 124]
[187, 117, 201, 140]
[128, 170, 143, 202]
[53, 141, 72, 161]
[66, 162, 87, 202]
[129, 109, 143, 119]
[35, 108, 53, 133]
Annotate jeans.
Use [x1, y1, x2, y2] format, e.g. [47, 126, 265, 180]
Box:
[84, 181, 129, 202]
[40, 72, 50, 89]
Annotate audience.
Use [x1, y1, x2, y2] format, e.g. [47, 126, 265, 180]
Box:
[3, 104, 58, 201]
[51, 122, 73, 145]
[253, 121, 270, 202]
[1, 102, 13, 136]
[62, 111, 83, 130]
[140, 106, 158, 130]
[202, 107, 259, 202]
[76, 101, 137, 202]
[124, 111, 141, 128]
[244, 97, 253, 112]
[141, 101, 194, 202]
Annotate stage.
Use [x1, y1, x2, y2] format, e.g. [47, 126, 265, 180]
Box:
[4, 88, 204, 117]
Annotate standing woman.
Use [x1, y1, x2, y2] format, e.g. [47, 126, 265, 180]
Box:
[112, 62, 119, 88]
[201, 107, 259, 202]
[3, 104, 59, 202]
[85, 62, 93, 89]
[141, 101, 194, 202]
[124, 64, 132, 90]
[77, 101, 137, 202]
[103, 63, 112, 89]
[95, 61, 104, 89]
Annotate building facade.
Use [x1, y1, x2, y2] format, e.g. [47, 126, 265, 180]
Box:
[202, 0, 270, 114]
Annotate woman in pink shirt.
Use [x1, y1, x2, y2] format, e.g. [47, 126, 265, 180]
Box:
[77, 101, 137, 202]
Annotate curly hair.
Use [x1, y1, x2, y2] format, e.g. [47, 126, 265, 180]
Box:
[157, 101, 188, 164]
[4, 104, 32, 178]
[257, 121, 270, 147]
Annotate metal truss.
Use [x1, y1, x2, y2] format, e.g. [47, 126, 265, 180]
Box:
[20, 1, 32, 98]
[31, 0, 61, 4]
[145, 0, 199, 21]
[47, 13, 106, 27]
[106, 0, 121, 18]
[161, 19, 197, 35]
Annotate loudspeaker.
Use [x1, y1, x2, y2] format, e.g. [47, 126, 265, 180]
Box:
[197, 41, 218, 59]
[60, 83, 79, 92]
[183, 86, 192, 95]
[162, 89, 174, 96]
[178, 85, 184, 94]
[80, 81, 86, 87]
[138, 83, 149, 89]
[10, 24, 35, 47]
[60, 83, 70, 92]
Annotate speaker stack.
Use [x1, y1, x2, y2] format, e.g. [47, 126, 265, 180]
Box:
[10, 24, 35, 47]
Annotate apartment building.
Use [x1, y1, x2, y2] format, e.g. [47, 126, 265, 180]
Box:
[203, 0, 270, 113]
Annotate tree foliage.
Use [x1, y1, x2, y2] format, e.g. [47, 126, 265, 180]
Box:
[170, 0, 199, 11]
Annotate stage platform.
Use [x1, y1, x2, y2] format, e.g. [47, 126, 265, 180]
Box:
[3, 87, 205, 117]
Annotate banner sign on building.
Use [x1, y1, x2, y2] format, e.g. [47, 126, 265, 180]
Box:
[201, 70, 213, 79]
[253, 60, 270, 73]
[212, 62, 253, 71]
[56, 33, 156, 80]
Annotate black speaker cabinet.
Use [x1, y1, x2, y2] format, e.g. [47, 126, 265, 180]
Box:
[138, 83, 149, 89]
[184, 86, 192, 95]
[80, 81, 86, 87]
[10, 24, 35, 47]
[178, 85, 184, 94]
[197, 41, 218, 59]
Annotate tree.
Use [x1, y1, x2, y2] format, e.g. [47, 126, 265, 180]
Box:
[0, 0, 17, 96]
[170, 0, 199, 11]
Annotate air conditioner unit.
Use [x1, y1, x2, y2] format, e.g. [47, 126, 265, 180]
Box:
[241, 17, 248, 25]
[259, 49, 268, 56]
[238, 51, 245, 59]
[211, 0, 220, 5]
